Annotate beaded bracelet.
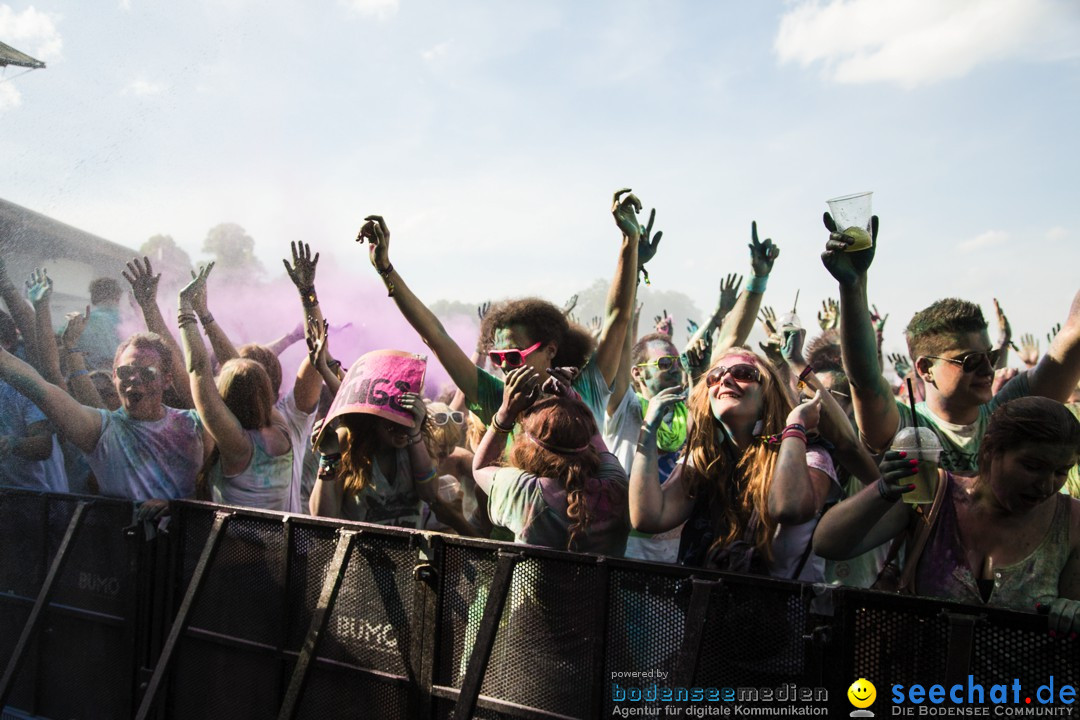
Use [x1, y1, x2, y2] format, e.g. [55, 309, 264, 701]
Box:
[490, 416, 514, 434]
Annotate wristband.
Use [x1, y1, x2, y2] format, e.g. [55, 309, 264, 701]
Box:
[300, 287, 319, 308]
[746, 274, 768, 293]
[198, 313, 215, 327]
[490, 415, 514, 434]
[798, 366, 814, 383]
[376, 263, 394, 278]
[407, 431, 423, 444]
[876, 477, 900, 503]
[415, 468, 437, 485]
[781, 429, 807, 444]
[67, 369, 90, 381]
[177, 312, 198, 329]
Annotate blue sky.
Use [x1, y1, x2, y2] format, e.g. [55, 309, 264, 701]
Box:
[2, 0, 1079, 361]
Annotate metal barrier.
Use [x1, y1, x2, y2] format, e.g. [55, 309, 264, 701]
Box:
[2, 492, 1078, 719]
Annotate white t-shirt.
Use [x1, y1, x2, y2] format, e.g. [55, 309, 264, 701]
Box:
[276, 389, 316, 514]
[88, 406, 204, 502]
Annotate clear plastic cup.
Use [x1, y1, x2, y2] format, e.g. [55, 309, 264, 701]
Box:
[826, 191, 873, 253]
[891, 427, 942, 505]
[780, 312, 802, 332]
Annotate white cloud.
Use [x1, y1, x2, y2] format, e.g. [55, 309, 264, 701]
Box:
[340, 0, 397, 19]
[0, 5, 63, 62]
[421, 40, 451, 62]
[774, 0, 1080, 88]
[0, 82, 21, 112]
[125, 78, 166, 96]
[958, 230, 1008, 253]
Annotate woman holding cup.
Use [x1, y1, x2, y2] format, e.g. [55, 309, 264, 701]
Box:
[813, 396, 1080, 635]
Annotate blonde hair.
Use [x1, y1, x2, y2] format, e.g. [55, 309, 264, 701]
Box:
[682, 348, 794, 564]
[424, 400, 463, 460]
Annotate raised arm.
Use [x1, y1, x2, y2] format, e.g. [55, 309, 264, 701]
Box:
[992, 299, 1012, 369]
[472, 366, 541, 493]
[178, 267, 252, 472]
[59, 308, 106, 409]
[594, 189, 643, 387]
[306, 318, 342, 397]
[358, 215, 480, 402]
[628, 385, 693, 532]
[282, 241, 324, 414]
[821, 214, 898, 452]
[0, 255, 37, 359]
[686, 273, 741, 356]
[122, 257, 194, 408]
[1027, 289, 1080, 402]
[607, 285, 638, 416]
[27, 269, 62, 385]
[263, 322, 305, 357]
[184, 261, 239, 366]
[713, 223, 779, 360]
[0, 346, 102, 453]
[767, 391, 830, 524]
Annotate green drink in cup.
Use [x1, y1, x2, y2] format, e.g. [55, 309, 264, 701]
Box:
[891, 427, 942, 504]
[826, 191, 873, 253]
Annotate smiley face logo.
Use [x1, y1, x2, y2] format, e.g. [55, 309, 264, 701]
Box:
[847, 678, 876, 709]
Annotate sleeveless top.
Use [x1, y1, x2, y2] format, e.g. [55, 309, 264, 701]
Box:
[915, 476, 1072, 611]
[209, 425, 294, 511]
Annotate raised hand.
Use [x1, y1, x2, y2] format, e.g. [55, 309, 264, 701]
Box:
[306, 317, 330, 369]
[62, 305, 91, 350]
[499, 366, 541, 422]
[179, 263, 214, 312]
[562, 294, 578, 316]
[611, 188, 643, 240]
[870, 304, 889, 335]
[283, 241, 319, 291]
[637, 207, 663, 284]
[686, 318, 700, 337]
[542, 366, 581, 399]
[1048, 323, 1062, 346]
[587, 315, 602, 340]
[992, 367, 1018, 395]
[992, 298, 1012, 346]
[184, 262, 216, 316]
[477, 302, 491, 322]
[821, 213, 879, 288]
[758, 306, 778, 336]
[748, 222, 780, 278]
[719, 273, 743, 315]
[786, 389, 823, 433]
[684, 336, 711, 380]
[643, 385, 687, 432]
[25, 267, 52, 305]
[888, 352, 912, 379]
[781, 327, 807, 363]
[759, 331, 785, 368]
[1018, 333, 1039, 367]
[817, 298, 839, 331]
[122, 256, 161, 307]
[397, 391, 427, 432]
[654, 310, 673, 338]
[356, 215, 391, 273]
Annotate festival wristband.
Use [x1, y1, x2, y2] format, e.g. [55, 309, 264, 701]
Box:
[798, 366, 814, 383]
[300, 286, 319, 308]
[876, 477, 901, 503]
[746, 275, 768, 293]
[198, 313, 215, 327]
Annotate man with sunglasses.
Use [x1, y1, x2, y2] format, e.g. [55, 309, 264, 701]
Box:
[0, 331, 205, 509]
[823, 216, 1080, 472]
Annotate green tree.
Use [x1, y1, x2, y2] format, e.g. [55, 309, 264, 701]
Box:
[202, 223, 264, 277]
[140, 234, 194, 278]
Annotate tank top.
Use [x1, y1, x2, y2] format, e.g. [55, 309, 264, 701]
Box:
[915, 476, 1072, 610]
[209, 425, 294, 511]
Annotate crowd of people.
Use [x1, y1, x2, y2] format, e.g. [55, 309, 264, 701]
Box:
[1, 188, 1078, 638]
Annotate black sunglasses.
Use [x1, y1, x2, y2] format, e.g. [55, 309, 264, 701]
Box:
[923, 349, 1000, 374]
[705, 363, 762, 387]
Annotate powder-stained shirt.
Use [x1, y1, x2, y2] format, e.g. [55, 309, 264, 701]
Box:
[0, 379, 66, 492]
[275, 389, 316, 514]
[486, 451, 630, 556]
[88, 406, 204, 501]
